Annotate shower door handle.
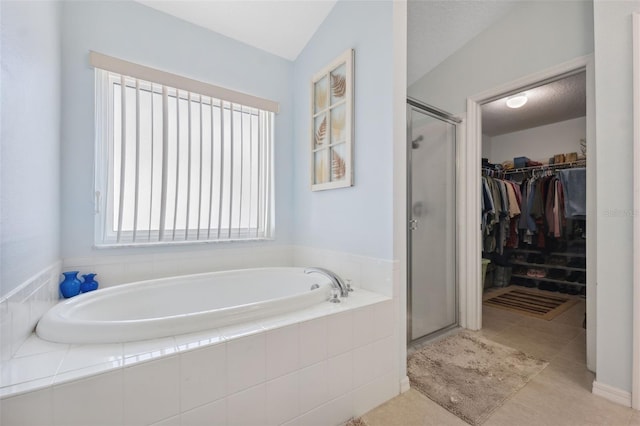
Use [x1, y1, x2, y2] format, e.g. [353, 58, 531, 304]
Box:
[409, 219, 418, 231]
[412, 202, 424, 217]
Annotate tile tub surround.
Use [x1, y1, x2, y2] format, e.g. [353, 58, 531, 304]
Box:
[63, 245, 397, 299]
[0, 262, 62, 362]
[0, 291, 399, 425]
[62, 245, 294, 289]
[291, 246, 397, 298]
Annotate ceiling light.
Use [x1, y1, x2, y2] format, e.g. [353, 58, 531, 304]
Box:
[506, 94, 528, 109]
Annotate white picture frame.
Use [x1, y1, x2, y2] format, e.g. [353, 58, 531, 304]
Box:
[310, 49, 354, 191]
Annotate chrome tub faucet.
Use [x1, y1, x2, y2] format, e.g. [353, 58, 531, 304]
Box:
[304, 267, 350, 299]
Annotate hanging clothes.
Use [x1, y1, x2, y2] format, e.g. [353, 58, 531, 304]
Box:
[558, 167, 586, 219]
[481, 174, 522, 255]
[482, 166, 579, 254]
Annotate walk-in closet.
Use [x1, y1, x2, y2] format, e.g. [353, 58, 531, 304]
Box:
[480, 72, 588, 353]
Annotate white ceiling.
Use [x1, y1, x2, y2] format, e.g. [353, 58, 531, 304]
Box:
[135, 0, 337, 61]
[407, 0, 517, 86]
[482, 72, 587, 136]
[138, 0, 515, 82]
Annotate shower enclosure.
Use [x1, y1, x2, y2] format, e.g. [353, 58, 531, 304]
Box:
[407, 98, 459, 343]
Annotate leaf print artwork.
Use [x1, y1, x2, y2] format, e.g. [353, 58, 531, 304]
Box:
[311, 49, 353, 190]
[331, 73, 346, 99]
[314, 76, 328, 113]
[331, 149, 346, 181]
[331, 104, 346, 143]
[315, 115, 327, 146]
[315, 152, 327, 184]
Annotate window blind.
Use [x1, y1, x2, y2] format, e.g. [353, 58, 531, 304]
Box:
[94, 67, 274, 246]
[89, 51, 279, 113]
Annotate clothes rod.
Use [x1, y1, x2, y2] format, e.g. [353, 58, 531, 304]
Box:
[501, 159, 586, 175]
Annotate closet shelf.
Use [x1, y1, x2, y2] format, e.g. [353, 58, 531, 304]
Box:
[501, 159, 586, 176]
[510, 260, 586, 272]
[546, 252, 586, 258]
[511, 274, 586, 287]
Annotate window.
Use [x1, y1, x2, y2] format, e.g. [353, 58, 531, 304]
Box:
[93, 53, 276, 246]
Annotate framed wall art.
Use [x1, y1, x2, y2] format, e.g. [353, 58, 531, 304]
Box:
[310, 49, 354, 191]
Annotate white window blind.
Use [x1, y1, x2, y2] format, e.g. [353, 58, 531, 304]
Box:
[93, 61, 274, 247]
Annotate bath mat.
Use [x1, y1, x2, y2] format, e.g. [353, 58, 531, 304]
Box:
[408, 330, 547, 425]
[483, 287, 579, 320]
[345, 417, 368, 426]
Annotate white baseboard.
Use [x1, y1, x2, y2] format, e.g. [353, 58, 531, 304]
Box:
[592, 380, 632, 407]
[400, 376, 410, 393]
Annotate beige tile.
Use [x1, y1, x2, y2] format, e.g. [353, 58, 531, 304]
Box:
[481, 314, 517, 335]
[629, 410, 640, 426]
[541, 356, 594, 392]
[511, 316, 584, 342]
[361, 389, 466, 426]
[485, 399, 558, 426]
[553, 300, 586, 327]
[501, 322, 580, 347]
[488, 330, 563, 361]
[481, 306, 525, 333]
[554, 330, 587, 365]
[508, 376, 633, 425]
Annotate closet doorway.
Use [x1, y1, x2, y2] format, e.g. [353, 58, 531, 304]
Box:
[407, 98, 460, 344]
[464, 57, 596, 372]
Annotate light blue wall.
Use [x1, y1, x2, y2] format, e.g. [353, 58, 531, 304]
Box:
[60, 1, 294, 259]
[409, 1, 594, 114]
[1, 1, 61, 297]
[292, 0, 394, 260]
[593, 0, 639, 394]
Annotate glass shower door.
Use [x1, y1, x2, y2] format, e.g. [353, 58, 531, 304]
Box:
[408, 103, 457, 342]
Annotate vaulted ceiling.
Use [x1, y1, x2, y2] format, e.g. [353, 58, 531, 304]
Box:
[407, 0, 517, 86]
[137, 1, 585, 136]
[135, 0, 337, 61]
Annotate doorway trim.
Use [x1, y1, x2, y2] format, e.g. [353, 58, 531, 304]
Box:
[461, 55, 596, 371]
[632, 12, 640, 410]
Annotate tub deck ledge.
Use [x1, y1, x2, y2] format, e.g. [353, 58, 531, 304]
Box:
[0, 287, 390, 400]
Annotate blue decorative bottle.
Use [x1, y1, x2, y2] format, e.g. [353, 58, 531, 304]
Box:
[60, 271, 81, 298]
[80, 273, 99, 293]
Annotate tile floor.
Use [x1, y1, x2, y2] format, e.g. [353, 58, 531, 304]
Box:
[361, 288, 639, 425]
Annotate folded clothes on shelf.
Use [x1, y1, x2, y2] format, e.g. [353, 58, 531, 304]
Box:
[526, 268, 547, 278]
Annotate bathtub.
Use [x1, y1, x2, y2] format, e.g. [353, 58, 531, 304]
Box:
[36, 267, 333, 344]
[4, 264, 396, 426]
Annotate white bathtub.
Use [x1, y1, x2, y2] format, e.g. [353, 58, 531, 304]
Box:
[36, 267, 332, 344]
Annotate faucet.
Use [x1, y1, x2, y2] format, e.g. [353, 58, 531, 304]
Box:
[304, 267, 350, 298]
